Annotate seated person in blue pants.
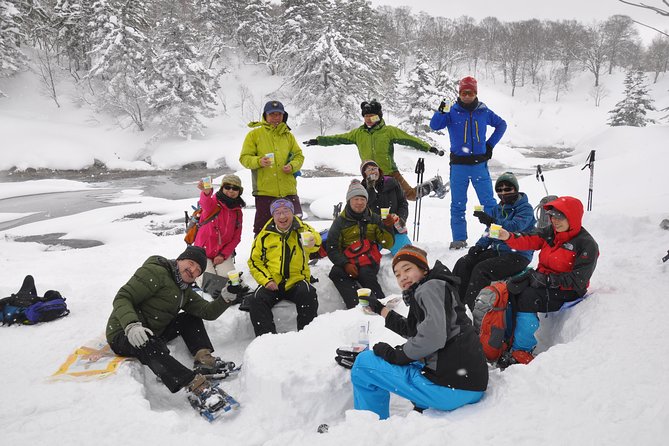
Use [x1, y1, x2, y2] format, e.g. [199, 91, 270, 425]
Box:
[497, 196, 599, 368]
[360, 160, 411, 256]
[351, 246, 488, 420]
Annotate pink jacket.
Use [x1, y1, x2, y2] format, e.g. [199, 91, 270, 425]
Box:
[193, 191, 243, 259]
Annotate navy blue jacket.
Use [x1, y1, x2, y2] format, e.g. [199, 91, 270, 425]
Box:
[475, 192, 536, 261]
[430, 101, 506, 164]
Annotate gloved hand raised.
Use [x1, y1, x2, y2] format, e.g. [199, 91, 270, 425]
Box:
[124, 322, 153, 348]
[438, 100, 451, 113]
[429, 147, 445, 156]
[382, 213, 395, 229]
[473, 210, 495, 226]
[303, 139, 318, 146]
[364, 293, 386, 315]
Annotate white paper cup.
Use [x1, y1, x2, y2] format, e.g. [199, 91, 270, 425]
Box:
[265, 153, 275, 165]
[489, 224, 502, 239]
[380, 208, 390, 219]
[474, 205, 483, 212]
[300, 231, 314, 245]
[227, 270, 240, 286]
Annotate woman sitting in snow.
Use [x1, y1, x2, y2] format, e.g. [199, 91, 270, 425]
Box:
[496, 196, 599, 368]
[350, 246, 488, 420]
[193, 174, 249, 302]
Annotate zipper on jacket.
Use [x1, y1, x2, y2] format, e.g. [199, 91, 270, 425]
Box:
[463, 121, 468, 144]
[475, 121, 480, 142]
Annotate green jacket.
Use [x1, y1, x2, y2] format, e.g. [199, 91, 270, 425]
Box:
[326, 206, 394, 267]
[316, 120, 430, 173]
[248, 216, 321, 290]
[239, 119, 304, 197]
[105, 256, 230, 343]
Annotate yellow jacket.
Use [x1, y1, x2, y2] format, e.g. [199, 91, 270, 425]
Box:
[248, 216, 321, 290]
[239, 119, 304, 197]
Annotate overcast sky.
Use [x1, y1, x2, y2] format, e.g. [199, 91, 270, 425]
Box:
[369, 0, 668, 43]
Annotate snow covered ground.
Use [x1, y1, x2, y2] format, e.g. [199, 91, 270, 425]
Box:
[1, 67, 669, 445]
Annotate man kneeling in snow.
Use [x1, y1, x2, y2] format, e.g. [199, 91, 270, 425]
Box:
[106, 245, 235, 405]
[350, 246, 488, 419]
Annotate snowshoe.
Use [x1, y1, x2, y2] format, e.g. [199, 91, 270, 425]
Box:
[188, 382, 240, 422]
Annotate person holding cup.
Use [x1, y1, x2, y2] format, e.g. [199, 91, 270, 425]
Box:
[360, 160, 411, 256]
[193, 174, 250, 303]
[246, 198, 321, 336]
[239, 100, 305, 236]
[452, 172, 536, 311]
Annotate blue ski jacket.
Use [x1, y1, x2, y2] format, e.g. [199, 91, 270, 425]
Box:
[430, 101, 507, 164]
[475, 192, 536, 261]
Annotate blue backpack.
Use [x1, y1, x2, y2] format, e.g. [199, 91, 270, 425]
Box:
[1, 276, 70, 326]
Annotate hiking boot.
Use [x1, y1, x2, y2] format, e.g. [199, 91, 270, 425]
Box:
[449, 240, 468, 250]
[193, 349, 237, 375]
[497, 350, 534, 369]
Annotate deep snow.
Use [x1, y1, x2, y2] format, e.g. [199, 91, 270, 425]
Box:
[1, 64, 669, 445]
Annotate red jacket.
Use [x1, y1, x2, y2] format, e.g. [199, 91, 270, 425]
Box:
[194, 191, 243, 260]
[505, 196, 598, 296]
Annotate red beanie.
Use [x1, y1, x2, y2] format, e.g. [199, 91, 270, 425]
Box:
[459, 76, 478, 93]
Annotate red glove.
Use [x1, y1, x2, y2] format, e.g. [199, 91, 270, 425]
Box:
[382, 214, 395, 229]
[344, 263, 359, 278]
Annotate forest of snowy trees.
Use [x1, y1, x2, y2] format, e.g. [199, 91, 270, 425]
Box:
[1, 0, 668, 138]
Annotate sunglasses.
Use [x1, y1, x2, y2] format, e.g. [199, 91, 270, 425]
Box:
[460, 90, 476, 97]
[223, 184, 240, 191]
[495, 187, 515, 193]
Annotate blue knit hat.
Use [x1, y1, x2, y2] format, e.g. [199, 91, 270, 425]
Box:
[270, 198, 294, 215]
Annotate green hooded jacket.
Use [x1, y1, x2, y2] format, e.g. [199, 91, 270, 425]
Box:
[316, 120, 431, 174]
[105, 256, 230, 343]
[239, 119, 304, 197]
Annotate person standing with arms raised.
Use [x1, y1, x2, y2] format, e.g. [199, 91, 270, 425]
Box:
[430, 77, 507, 250]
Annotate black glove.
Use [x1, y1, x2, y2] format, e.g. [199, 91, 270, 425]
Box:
[438, 100, 451, 113]
[529, 270, 549, 288]
[366, 294, 386, 315]
[486, 143, 493, 159]
[468, 245, 484, 256]
[507, 273, 530, 294]
[303, 139, 318, 146]
[334, 346, 362, 369]
[473, 210, 495, 226]
[372, 342, 412, 365]
[429, 147, 445, 156]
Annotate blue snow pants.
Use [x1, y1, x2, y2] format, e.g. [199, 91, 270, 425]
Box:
[450, 163, 497, 241]
[351, 350, 484, 420]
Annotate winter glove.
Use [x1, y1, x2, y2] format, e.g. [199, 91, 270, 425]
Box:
[529, 270, 549, 288]
[365, 294, 386, 315]
[344, 263, 359, 279]
[473, 210, 495, 226]
[334, 346, 364, 369]
[303, 139, 319, 146]
[429, 147, 445, 156]
[486, 143, 493, 160]
[438, 100, 451, 113]
[468, 245, 485, 256]
[124, 322, 153, 348]
[507, 273, 530, 295]
[382, 213, 395, 229]
[372, 342, 413, 365]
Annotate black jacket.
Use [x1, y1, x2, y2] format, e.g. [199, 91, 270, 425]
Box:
[385, 261, 489, 391]
[361, 175, 409, 222]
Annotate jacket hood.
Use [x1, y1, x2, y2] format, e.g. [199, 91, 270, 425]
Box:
[247, 118, 291, 133]
[544, 196, 584, 235]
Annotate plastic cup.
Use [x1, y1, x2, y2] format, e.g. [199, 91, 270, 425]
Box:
[380, 208, 390, 219]
[357, 288, 371, 306]
[300, 231, 315, 246]
[265, 153, 275, 166]
[227, 270, 240, 286]
[474, 205, 483, 212]
[489, 223, 502, 239]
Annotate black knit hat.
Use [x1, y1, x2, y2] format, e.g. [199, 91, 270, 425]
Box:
[177, 245, 207, 273]
[361, 100, 382, 118]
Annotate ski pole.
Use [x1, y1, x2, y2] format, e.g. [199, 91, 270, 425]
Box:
[413, 157, 425, 241]
[662, 250, 669, 263]
[580, 150, 596, 211]
[535, 165, 549, 195]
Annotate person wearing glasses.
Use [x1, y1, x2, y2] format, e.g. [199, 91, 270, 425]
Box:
[495, 196, 599, 368]
[452, 172, 536, 311]
[193, 173, 249, 302]
[240, 100, 305, 236]
[429, 76, 508, 250]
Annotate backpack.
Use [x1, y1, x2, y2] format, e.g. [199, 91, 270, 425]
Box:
[534, 195, 559, 229]
[472, 281, 514, 362]
[184, 204, 221, 245]
[1, 276, 69, 326]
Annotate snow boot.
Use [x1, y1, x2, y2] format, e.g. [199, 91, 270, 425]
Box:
[187, 374, 239, 422]
[497, 350, 534, 369]
[193, 349, 238, 377]
[449, 240, 468, 250]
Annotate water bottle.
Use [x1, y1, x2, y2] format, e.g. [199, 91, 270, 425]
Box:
[358, 323, 369, 351]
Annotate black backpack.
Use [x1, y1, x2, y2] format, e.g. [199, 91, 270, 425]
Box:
[0, 275, 70, 325]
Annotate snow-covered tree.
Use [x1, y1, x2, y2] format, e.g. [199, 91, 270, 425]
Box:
[608, 69, 656, 127]
[88, 0, 151, 131]
[147, 17, 219, 138]
[53, 0, 94, 72]
[0, 0, 27, 96]
[237, 0, 287, 75]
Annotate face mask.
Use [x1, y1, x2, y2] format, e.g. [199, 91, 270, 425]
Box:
[499, 192, 519, 204]
[366, 173, 378, 182]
